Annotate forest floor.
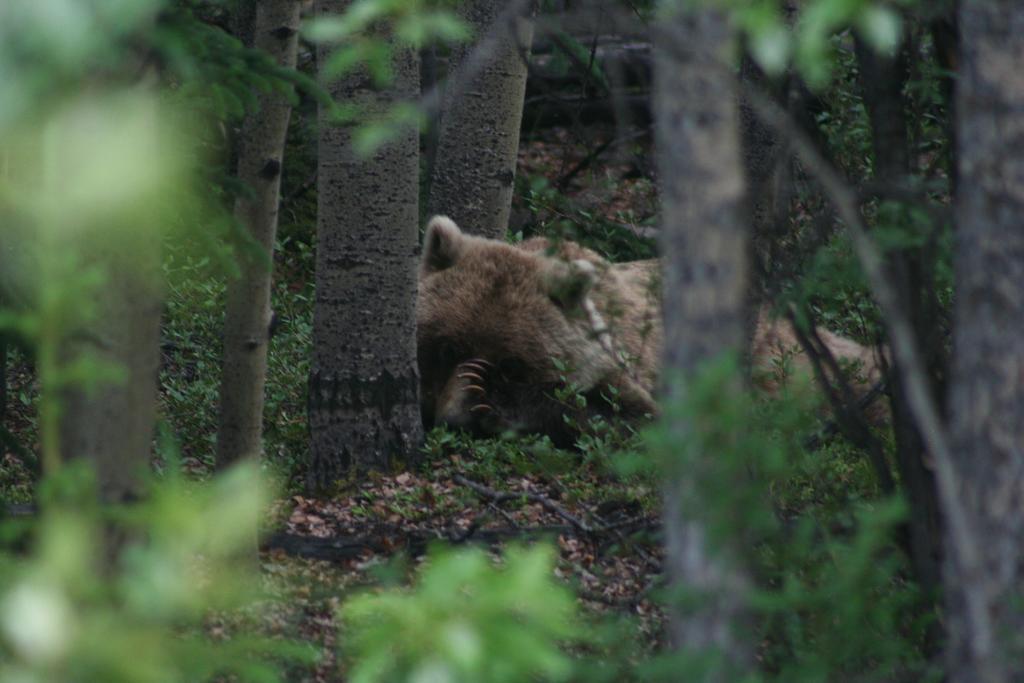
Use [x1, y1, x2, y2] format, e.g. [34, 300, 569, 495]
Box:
[258, 439, 665, 681]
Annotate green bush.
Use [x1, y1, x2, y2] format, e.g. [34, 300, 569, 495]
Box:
[341, 545, 586, 683]
[0, 463, 314, 683]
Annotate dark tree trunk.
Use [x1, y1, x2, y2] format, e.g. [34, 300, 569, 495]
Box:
[216, 0, 302, 470]
[855, 37, 944, 599]
[0, 336, 5, 425]
[947, 2, 1024, 680]
[307, 0, 423, 487]
[654, 4, 752, 677]
[426, 0, 534, 239]
[230, 0, 258, 45]
[739, 55, 791, 357]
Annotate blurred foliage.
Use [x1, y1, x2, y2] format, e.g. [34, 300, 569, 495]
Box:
[0, 0, 163, 125]
[690, 0, 913, 88]
[0, 461, 313, 683]
[0, 91, 195, 473]
[304, 0, 471, 155]
[0, 3, 313, 682]
[637, 358, 936, 681]
[341, 545, 585, 683]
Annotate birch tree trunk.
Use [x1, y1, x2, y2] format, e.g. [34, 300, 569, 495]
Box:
[654, 4, 751, 678]
[60, 228, 162, 504]
[947, 2, 1024, 680]
[216, 0, 302, 469]
[45, 87, 167, 506]
[307, 0, 423, 487]
[426, 0, 533, 239]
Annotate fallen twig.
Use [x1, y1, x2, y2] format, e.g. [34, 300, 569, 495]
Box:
[261, 525, 581, 562]
[454, 474, 597, 534]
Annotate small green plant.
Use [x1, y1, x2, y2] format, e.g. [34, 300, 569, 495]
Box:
[0, 462, 314, 683]
[341, 544, 586, 683]
[548, 358, 647, 471]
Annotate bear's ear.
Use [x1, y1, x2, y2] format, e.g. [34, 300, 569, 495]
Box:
[543, 258, 597, 310]
[421, 215, 466, 274]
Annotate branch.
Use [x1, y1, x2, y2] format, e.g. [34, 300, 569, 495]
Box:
[556, 127, 651, 190]
[454, 474, 596, 533]
[803, 378, 888, 450]
[785, 305, 894, 494]
[261, 524, 581, 562]
[454, 474, 663, 571]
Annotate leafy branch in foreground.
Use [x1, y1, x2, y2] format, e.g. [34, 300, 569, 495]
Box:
[0, 462, 315, 683]
[341, 544, 585, 683]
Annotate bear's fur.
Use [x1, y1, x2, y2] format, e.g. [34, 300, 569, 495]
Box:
[417, 216, 884, 445]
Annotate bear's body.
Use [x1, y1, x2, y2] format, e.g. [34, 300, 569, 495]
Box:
[417, 216, 883, 444]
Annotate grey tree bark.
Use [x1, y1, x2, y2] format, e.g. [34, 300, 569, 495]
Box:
[425, 0, 534, 239]
[947, 2, 1024, 680]
[654, 4, 751, 678]
[307, 0, 423, 487]
[60, 230, 162, 504]
[216, 0, 302, 469]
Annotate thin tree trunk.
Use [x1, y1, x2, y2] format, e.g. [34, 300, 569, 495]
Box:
[739, 55, 788, 361]
[654, 4, 751, 677]
[0, 334, 5, 425]
[307, 0, 423, 486]
[216, 0, 302, 469]
[947, 3, 1024, 680]
[0, 149, 9, 431]
[426, 0, 534, 239]
[854, 35, 945, 601]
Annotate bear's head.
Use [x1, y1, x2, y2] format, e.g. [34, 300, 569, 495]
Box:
[416, 216, 617, 443]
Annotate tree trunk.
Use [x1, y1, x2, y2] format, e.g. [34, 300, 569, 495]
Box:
[0, 335, 5, 425]
[654, 4, 751, 677]
[426, 0, 534, 239]
[216, 0, 302, 469]
[854, 36, 945, 602]
[60, 232, 162, 504]
[307, 0, 423, 487]
[739, 55, 790, 361]
[947, 2, 1024, 680]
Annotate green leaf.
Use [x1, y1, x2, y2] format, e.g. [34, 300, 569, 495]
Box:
[857, 5, 902, 56]
[750, 22, 792, 75]
[395, 11, 471, 47]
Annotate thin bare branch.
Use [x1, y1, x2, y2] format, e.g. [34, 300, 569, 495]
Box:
[785, 305, 895, 494]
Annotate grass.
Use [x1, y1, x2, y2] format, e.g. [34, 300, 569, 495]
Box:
[160, 236, 316, 485]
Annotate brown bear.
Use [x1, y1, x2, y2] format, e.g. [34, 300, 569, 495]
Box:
[416, 215, 884, 445]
